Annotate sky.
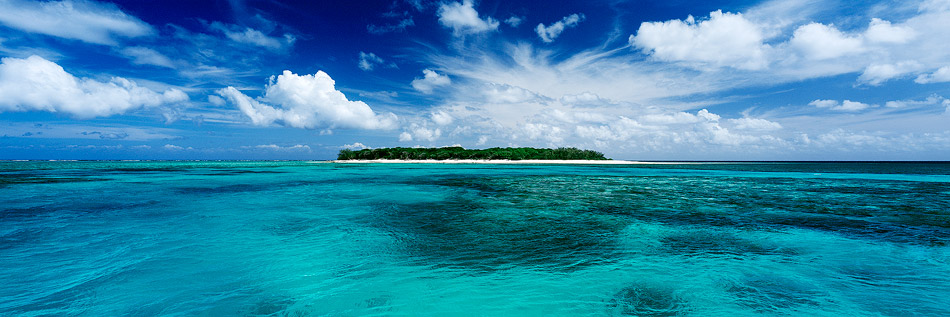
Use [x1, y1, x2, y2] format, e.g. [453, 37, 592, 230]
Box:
[1, 0, 949, 160]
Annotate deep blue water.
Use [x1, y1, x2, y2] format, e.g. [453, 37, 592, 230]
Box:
[2, 161, 949, 316]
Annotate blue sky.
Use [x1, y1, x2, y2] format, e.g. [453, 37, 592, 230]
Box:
[1, 0, 949, 160]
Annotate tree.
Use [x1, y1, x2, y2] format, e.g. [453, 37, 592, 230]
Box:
[337, 147, 608, 160]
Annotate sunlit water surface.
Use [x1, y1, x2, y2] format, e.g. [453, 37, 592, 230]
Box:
[2, 161, 949, 316]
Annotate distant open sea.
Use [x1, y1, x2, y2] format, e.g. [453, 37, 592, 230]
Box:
[2, 161, 949, 316]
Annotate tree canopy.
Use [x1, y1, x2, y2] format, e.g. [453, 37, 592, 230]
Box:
[337, 147, 608, 161]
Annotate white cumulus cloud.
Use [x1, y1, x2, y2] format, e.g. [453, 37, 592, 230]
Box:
[247, 144, 311, 151]
[641, 109, 719, 125]
[215, 70, 397, 130]
[864, 18, 916, 44]
[522, 122, 564, 143]
[431, 110, 454, 125]
[630, 10, 770, 70]
[437, 0, 499, 36]
[399, 123, 441, 142]
[411, 69, 451, 94]
[915, 66, 950, 84]
[536, 13, 584, 43]
[858, 61, 923, 86]
[624, 3, 950, 87]
[789, 23, 864, 60]
[809, 99, 873, 111]
[0, 55, 188, 118]
[0, 0, 153, 45]
[341, 142, 369, 150]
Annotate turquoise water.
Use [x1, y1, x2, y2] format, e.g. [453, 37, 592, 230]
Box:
[2, 161, 949, 316]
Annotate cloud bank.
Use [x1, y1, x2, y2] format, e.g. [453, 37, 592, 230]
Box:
[630, 2, 950, 83]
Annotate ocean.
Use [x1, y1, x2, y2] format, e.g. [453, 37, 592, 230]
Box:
[1, 161, 949, 316]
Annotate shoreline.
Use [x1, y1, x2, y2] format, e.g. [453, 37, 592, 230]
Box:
[321, 159, 677, 164]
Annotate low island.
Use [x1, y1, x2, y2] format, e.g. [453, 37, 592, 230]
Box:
[331, 147, 649, 164]
[338, 146, 606, 160]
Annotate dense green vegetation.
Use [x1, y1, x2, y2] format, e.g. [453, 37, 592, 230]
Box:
[337, 147, 608, 161]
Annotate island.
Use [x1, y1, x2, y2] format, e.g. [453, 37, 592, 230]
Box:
[337, 146, 608, 161]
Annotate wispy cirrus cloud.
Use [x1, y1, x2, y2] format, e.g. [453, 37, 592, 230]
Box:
[368, 17, 415, 34]
[0, 0, 153, 45]
[4, 0, 948, 160]
[504, 16, 523, 27]
[386, 0, 950, 158]
[209, 21, 295, 51]
[367, 2, 417, 34]
[119, 46, 176, 68]
[358, 51, 396, 71]
[0, 121, 182, 141]
[536, 13, 585, 43]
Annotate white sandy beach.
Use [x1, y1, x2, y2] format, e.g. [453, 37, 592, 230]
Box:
[319, 159, 676, 164]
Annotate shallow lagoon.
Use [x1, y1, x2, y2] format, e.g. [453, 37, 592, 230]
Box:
[2, 161, 949, 315]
